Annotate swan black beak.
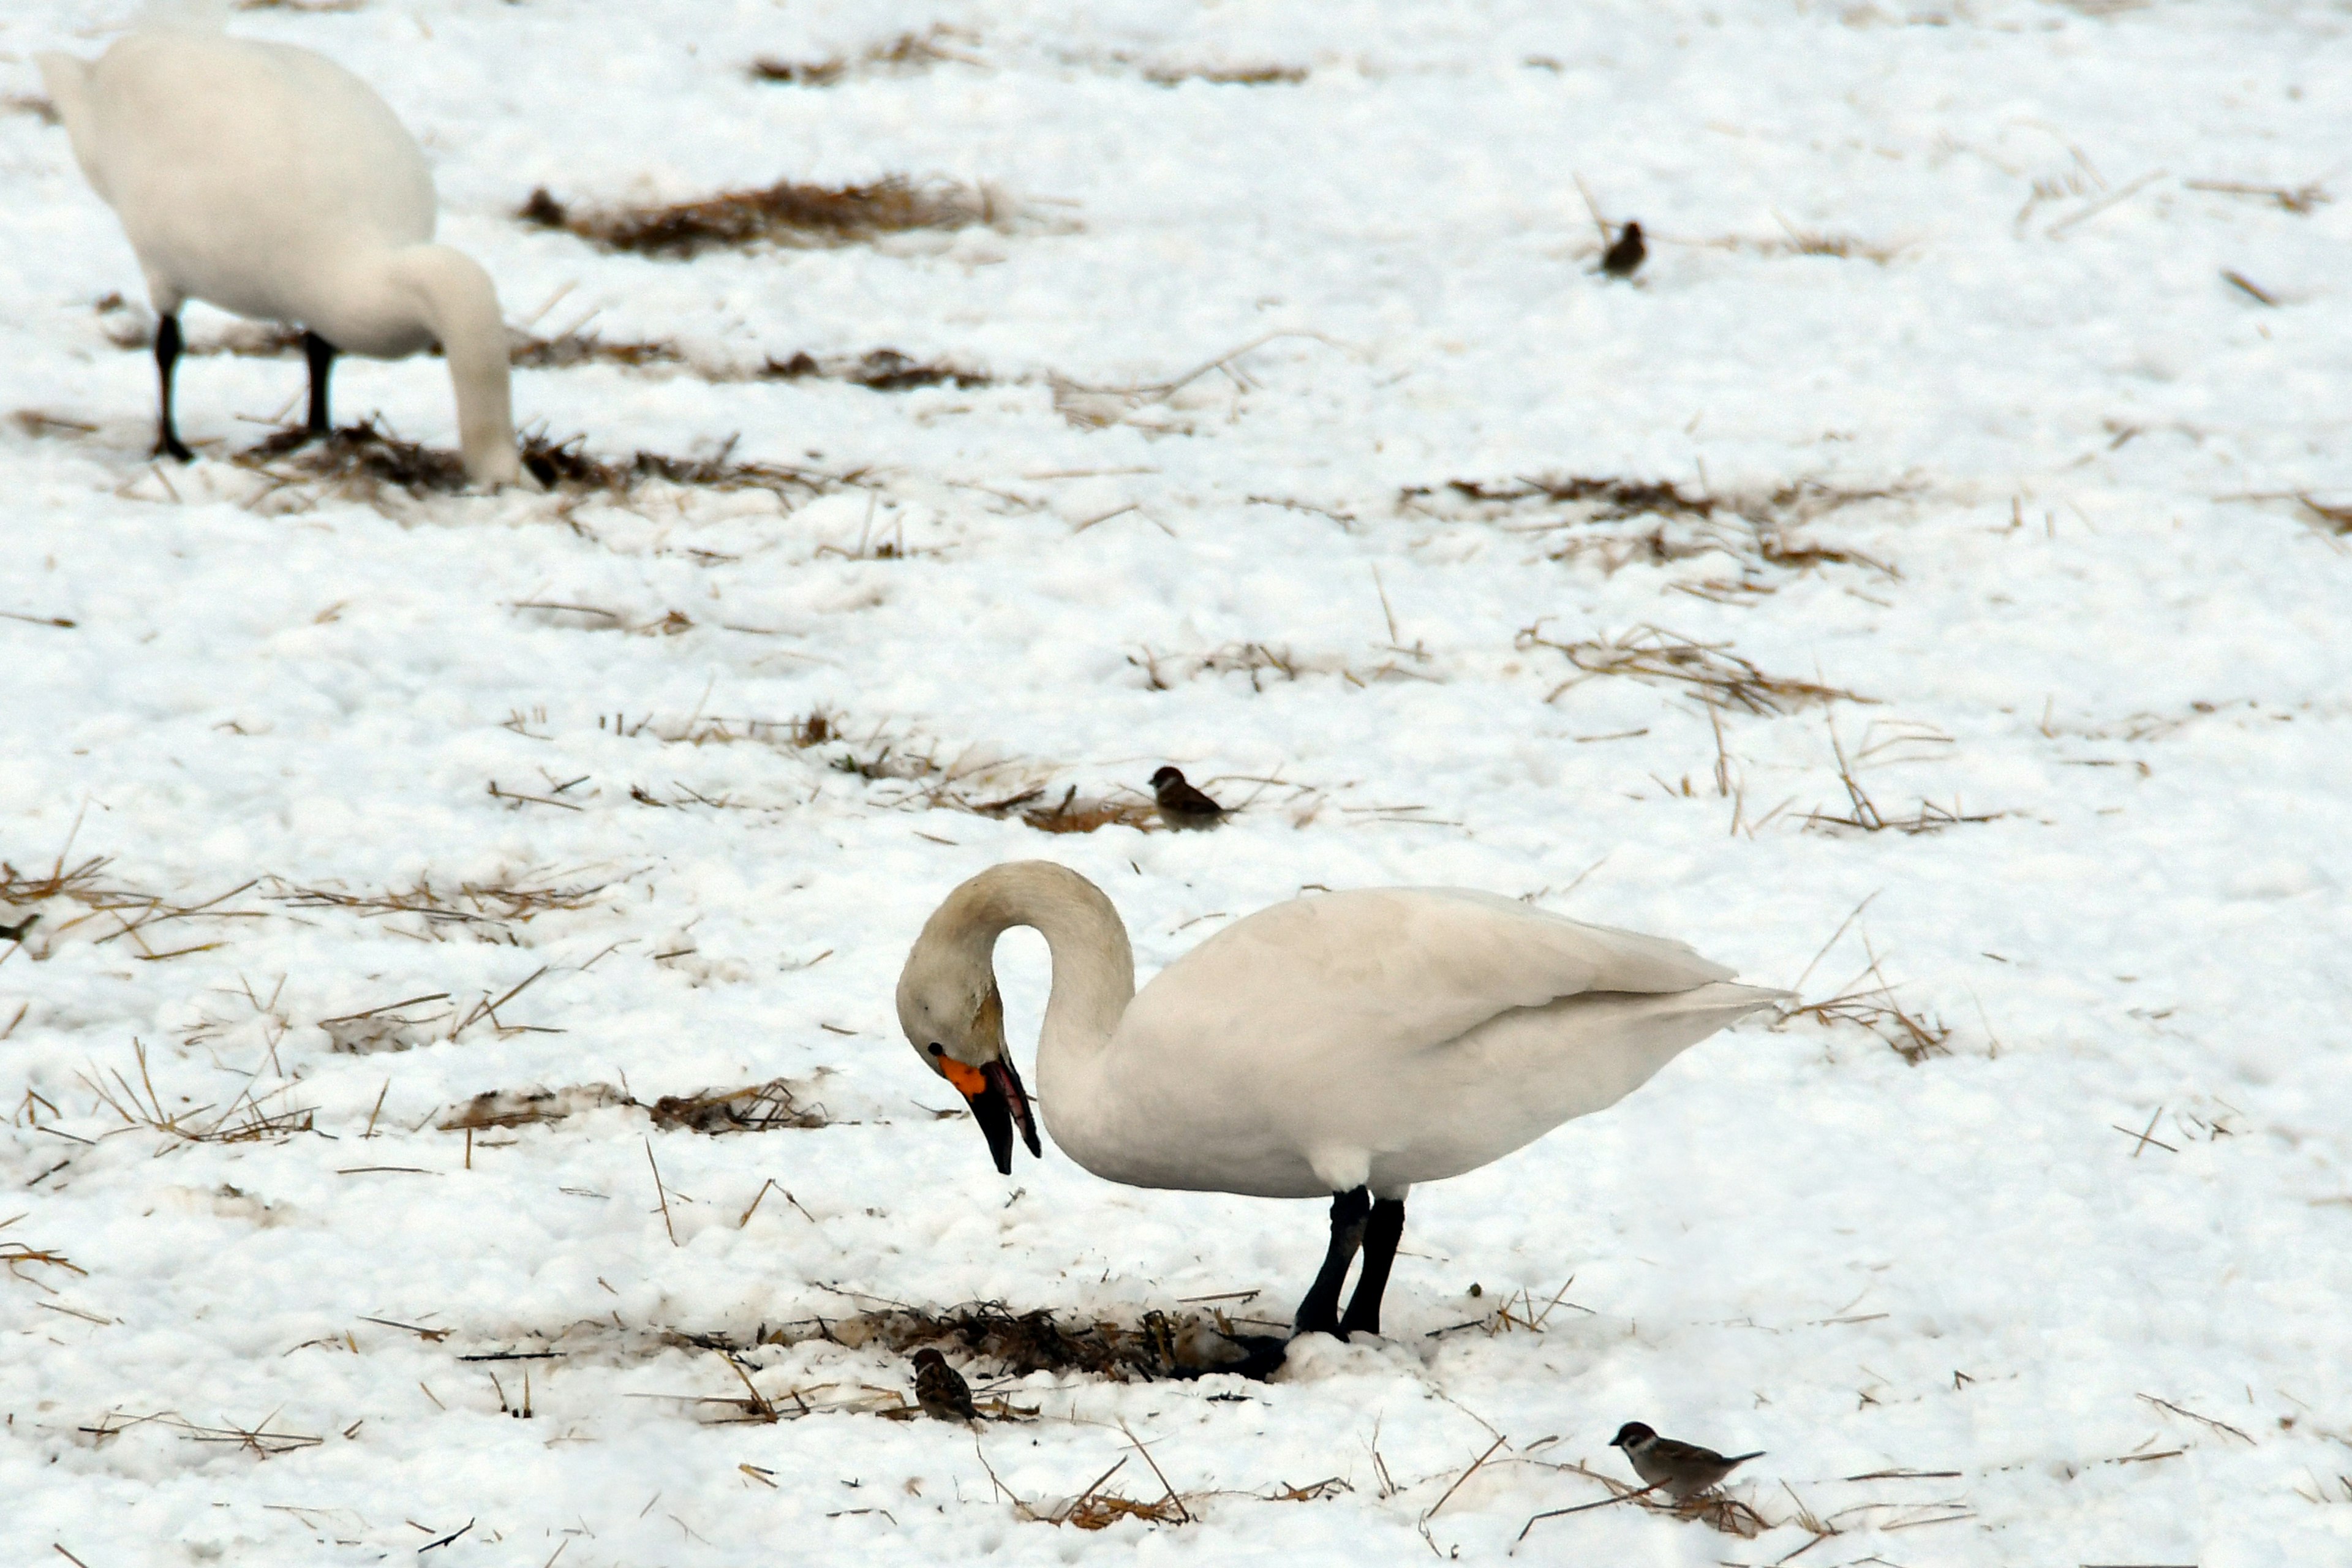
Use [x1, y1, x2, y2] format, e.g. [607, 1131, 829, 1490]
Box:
[932, 1046, 1042, 1175]
[970, 1057, 1042, 1175]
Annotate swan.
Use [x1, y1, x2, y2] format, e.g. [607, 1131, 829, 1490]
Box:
[896, 862, 1785, 1342]
[38, 16, 528, 486]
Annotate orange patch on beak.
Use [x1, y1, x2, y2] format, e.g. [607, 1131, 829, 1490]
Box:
[935, 1055, 987, 1098]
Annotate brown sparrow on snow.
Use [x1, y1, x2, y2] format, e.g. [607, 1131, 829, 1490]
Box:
[910, 1348, 979, 1422]
[1608, 1421, 1763, 1498]
[1149, 766, 1227, 830]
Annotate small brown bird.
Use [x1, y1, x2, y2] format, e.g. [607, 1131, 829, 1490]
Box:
[1150, 766, 1227, 830]
[1608, 1422, 1762, 1499]
[1600, 220, 1646, 279]
[0, 913, 36, 943]
[910, 1348, 979, 1422]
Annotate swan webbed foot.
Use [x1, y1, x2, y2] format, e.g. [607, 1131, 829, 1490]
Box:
[303, 331, 338, 435]
[1339, 1196, 1406, 1337]
[1292, 1186, 1372, 1337]
[154, 312, 194, 463]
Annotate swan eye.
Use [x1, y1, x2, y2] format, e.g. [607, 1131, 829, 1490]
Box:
[926, 1042, 945, 1057]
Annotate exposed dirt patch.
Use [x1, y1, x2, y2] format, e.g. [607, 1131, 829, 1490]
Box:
[519, 177, 1006, 257]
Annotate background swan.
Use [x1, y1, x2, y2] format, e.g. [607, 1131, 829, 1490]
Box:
[39, 15, 527, 486]
[897, 861, 1785, 1341]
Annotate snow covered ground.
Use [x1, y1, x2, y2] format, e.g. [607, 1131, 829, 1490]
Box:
[4, 0, 2350, 1562]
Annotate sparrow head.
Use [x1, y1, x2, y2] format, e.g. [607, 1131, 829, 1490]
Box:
[1609, 1422, 1655, 1450]
[1150, 766, 1185, 791]
[911, 1348, 950, 1373]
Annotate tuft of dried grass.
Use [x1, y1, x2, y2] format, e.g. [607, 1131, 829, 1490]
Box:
[1143, 62, 1307, 86]
[1784, 982, 1951, 1066]
[1, 1215, 85, 1289]
[780, 1300, 1264, 1381]
[649, 1080, 832, 1134]
[519, 177, 1005, 258]
[1129, 641, 1437, 693]
[227, 418, 848, 507]
[440, 1084, 633, 1131]
[268, 872, 609, 933]
[80, 1039, 316, 1144]
[760, 347, 989, 392]
[1803, 718, 2004, 835]
[750, 25, 980, 85]
[3, 92, 59, 125]
[1517, 622, 1866, 714]
[1406, 473, 1902, 580]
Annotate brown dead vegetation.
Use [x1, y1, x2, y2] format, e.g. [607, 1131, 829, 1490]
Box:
[268, 872, 610, 935]
[1406, 473, 1902, 581]
[434, 1078, 830, 1134]
[1143, 62, 1308, 86]
[224, 418, 850, 507]
[519, 177, 1005, 258]
[767, 1300, 1265, 1380]
[750, 25, 980, 85]
[1516, 622, 1866, 714]
[80, 1039, 317, 1144]
[1129, 641, 1438, 693]
[4, 93, 59, 125]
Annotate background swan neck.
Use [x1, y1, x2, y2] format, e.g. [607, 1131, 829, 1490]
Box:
[385, 244, 523, 486]
[940, 862, 1134, 1064]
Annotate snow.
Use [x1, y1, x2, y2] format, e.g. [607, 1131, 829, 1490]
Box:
[4, 0, 2350, 1562]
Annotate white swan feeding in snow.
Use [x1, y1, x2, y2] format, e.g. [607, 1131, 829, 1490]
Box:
[898, 862, 1785, 1344]
[39, 17, 528, 486]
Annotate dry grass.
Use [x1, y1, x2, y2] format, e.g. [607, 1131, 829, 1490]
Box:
[4, 92, 59, 124]
[2185, 176, 2331, 215]
[519, 177, 1005, 258]
[1803, 718, 2005, 835]
[431, 1078, 829, 1134]
[759, 347, 990, 391]
[1516, 622, 1866, 714]
[1, 851, 262, 961]
[268, 870, 611, 935]
[78, 1408, 323, 1458]
[750, 25, 981, 85]
[649, 1079, 832, 1133]
[1, 1215, 85, 1291]
[1051, 332, 1324, 431]
[79, 1039, 317, 1144]
[777, 1299, 1268, 1380]
[1129, 640, 1438, 693]
[1406, 473, 1902, 581]
[225, 418, 850, 507]
[439, 1083, 634, 1131]
[1142, 62, 1308, 86]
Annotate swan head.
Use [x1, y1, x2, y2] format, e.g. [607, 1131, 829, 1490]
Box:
[895, 962, 1041, 1175]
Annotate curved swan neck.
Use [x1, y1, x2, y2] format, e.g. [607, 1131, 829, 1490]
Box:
[384, 244, 524, 487]
[925, 862, 1135, 1065]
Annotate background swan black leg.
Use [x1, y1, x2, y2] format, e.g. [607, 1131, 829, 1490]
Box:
[153, 312, 193, 462]
[1292, 1186, 1371, 1336]
[303, 331, 337, 436]
[1339, 1196, 1406, 1336]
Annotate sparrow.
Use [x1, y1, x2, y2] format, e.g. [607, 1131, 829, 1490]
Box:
[1600, 220, 1646, 279]
[910, 1348, 979, 1422]
[1608, 1422, 1763, 1499]
[0, 913, 37, 943]
[1149, 766, 1227, 830]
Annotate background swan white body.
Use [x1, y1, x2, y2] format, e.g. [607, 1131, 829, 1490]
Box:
[38, 20, 526, 485]
[899, 862, 1784, 1334]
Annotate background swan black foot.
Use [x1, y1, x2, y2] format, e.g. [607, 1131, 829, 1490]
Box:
[153, 311, 194, 462]
[303, 330, 337, 435]
[1292, 1186, 1373, 1336]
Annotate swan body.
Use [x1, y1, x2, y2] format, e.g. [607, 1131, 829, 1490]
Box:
[39, 20, 526, 486]
[897, 862, 1784, 1338]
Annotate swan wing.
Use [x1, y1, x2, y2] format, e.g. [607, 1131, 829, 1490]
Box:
[1069, 890, 1772, 1197]
[1128, 888, 1736, 1063]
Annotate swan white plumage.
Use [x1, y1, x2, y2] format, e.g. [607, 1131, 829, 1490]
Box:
[38, 15, 528, 486]
[897, 862, 1786, 1341]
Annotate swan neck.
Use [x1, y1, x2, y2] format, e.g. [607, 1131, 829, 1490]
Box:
[943, 863, 1134, 1066]
[386, 244, 524, 487]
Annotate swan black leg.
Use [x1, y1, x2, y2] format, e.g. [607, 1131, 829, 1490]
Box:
[154, 312, 193, 462]
[1292, 1186, 1371, 1336]
[1340, 1197, 1406, 1336]
[303, 331, 338, 436]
